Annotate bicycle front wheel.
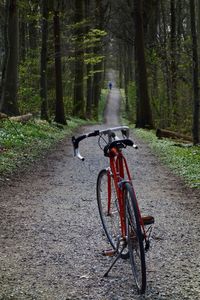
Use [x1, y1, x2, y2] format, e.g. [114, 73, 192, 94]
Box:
[124, 183, 146, 294]
[97, 169, 128, 257]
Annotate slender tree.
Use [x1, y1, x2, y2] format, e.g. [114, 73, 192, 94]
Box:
[118, 44, 123, 89]
[53, 9, 66, 124]
[92, 0, 104, 120]
[190, 0, 199, 144]
[144, 0, 159, 110]
[73, 0, 85, 118]
[28, 1, 38, 51]
[197, 0, 200, 67]
[170, 0, 178, 125]
[0, 0, 19, 115]
[124, 44, 130, 112]
[19, 9, 26, 61]
[40, 0, 49, 120]
[85, 0, 93, 119]
[160, 0, 171, 126]
[134, 0, 153, 128]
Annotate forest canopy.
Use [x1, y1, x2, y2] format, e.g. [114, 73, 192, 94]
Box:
[0, 0, 199, 144]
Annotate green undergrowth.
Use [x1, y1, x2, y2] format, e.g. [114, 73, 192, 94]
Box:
[0, 89, 108, 178]
[119, 88, 199, 189]
[133, 128, 200, 189]
[0, 117, 88, 177]
[99, 88, 108, 122]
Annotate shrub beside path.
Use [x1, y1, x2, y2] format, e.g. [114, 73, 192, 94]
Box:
[0, 88, 200, 299]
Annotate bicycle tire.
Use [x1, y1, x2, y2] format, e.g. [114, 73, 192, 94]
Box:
[124, 182, 146, 294]
[96, 169, 129, 259]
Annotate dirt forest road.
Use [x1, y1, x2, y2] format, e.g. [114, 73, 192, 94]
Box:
[0, 87, 200, 300]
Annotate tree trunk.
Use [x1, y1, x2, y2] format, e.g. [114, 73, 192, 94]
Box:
[0, 2, 8, 101]
[124, 45, 130, 112]
[170, 0, 178, 125]
[40, 0, 49, 121]
[190, 0, 199, 144]
[134, 0, 153, 128]
[28, 1, 38, 51]
[86, 64, 93, 119]
[19, 19, 26, 61]
[144, 0, 159, 109]
[160, 0, 171, 127]
[92, 0, 104, 120]
[0, 0, 19, 116]
[10, 113, 33, 123]
[73, 0, 85, 118]
[85, 0, 93, 119]
[118, 45, 123, 89]
[128, 44, 134, 82]
[197, 0, 200, 74]
[92, 63, 102, 119]
[53, 10, 66, 125]
[156, 128, 193, 142]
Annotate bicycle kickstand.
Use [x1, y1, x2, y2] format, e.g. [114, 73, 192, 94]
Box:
[103, 244, 126, 277]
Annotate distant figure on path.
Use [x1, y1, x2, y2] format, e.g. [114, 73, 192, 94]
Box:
[108, 81, 112, 90]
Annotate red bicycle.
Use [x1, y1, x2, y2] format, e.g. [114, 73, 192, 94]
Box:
[72, 126, 154, 294]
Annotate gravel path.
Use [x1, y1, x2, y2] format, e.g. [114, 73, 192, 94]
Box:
[0, 88, 200, 300]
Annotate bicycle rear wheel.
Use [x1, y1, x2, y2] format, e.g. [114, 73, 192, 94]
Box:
[124, 183, 146, 294]
[96, 169, 128, 258]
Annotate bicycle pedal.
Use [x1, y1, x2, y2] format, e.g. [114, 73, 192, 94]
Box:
[102, 249, 117, 257]
[142, 215, 155, 226]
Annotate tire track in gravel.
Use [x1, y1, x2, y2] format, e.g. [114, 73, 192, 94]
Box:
[0, 87, 200, 300]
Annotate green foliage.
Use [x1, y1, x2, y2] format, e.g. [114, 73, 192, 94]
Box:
[64, 96, 73, 116]
[67, 19, 88, 31]
[127, 81, 137, 122]
[146, 35, 194, 134]
[71, 27, 107, 50]
[119, 87, 199, 188]
[119, 89, 127, 123]
[18, 50, 40, 114]
[84, 54, 105, 65]
[83, 29, 107, 48]
[18, 86, 41, 114]
[134, 128, 200, 188]
[120, 83, 136, 124]
[98, 89, 108, 122]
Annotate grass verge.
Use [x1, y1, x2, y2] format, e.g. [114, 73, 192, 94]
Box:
[0, 88, 108, 178]
[0, 117, 88, 177]
[134, 128, 200, 189]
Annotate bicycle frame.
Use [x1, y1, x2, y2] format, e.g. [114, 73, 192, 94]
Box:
[72, 125, 148, 244]
[72, 126, 153, 293]
[107, 147, 147, 242]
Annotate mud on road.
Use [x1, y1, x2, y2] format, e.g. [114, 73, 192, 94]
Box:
[0, 88, 200, 300]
